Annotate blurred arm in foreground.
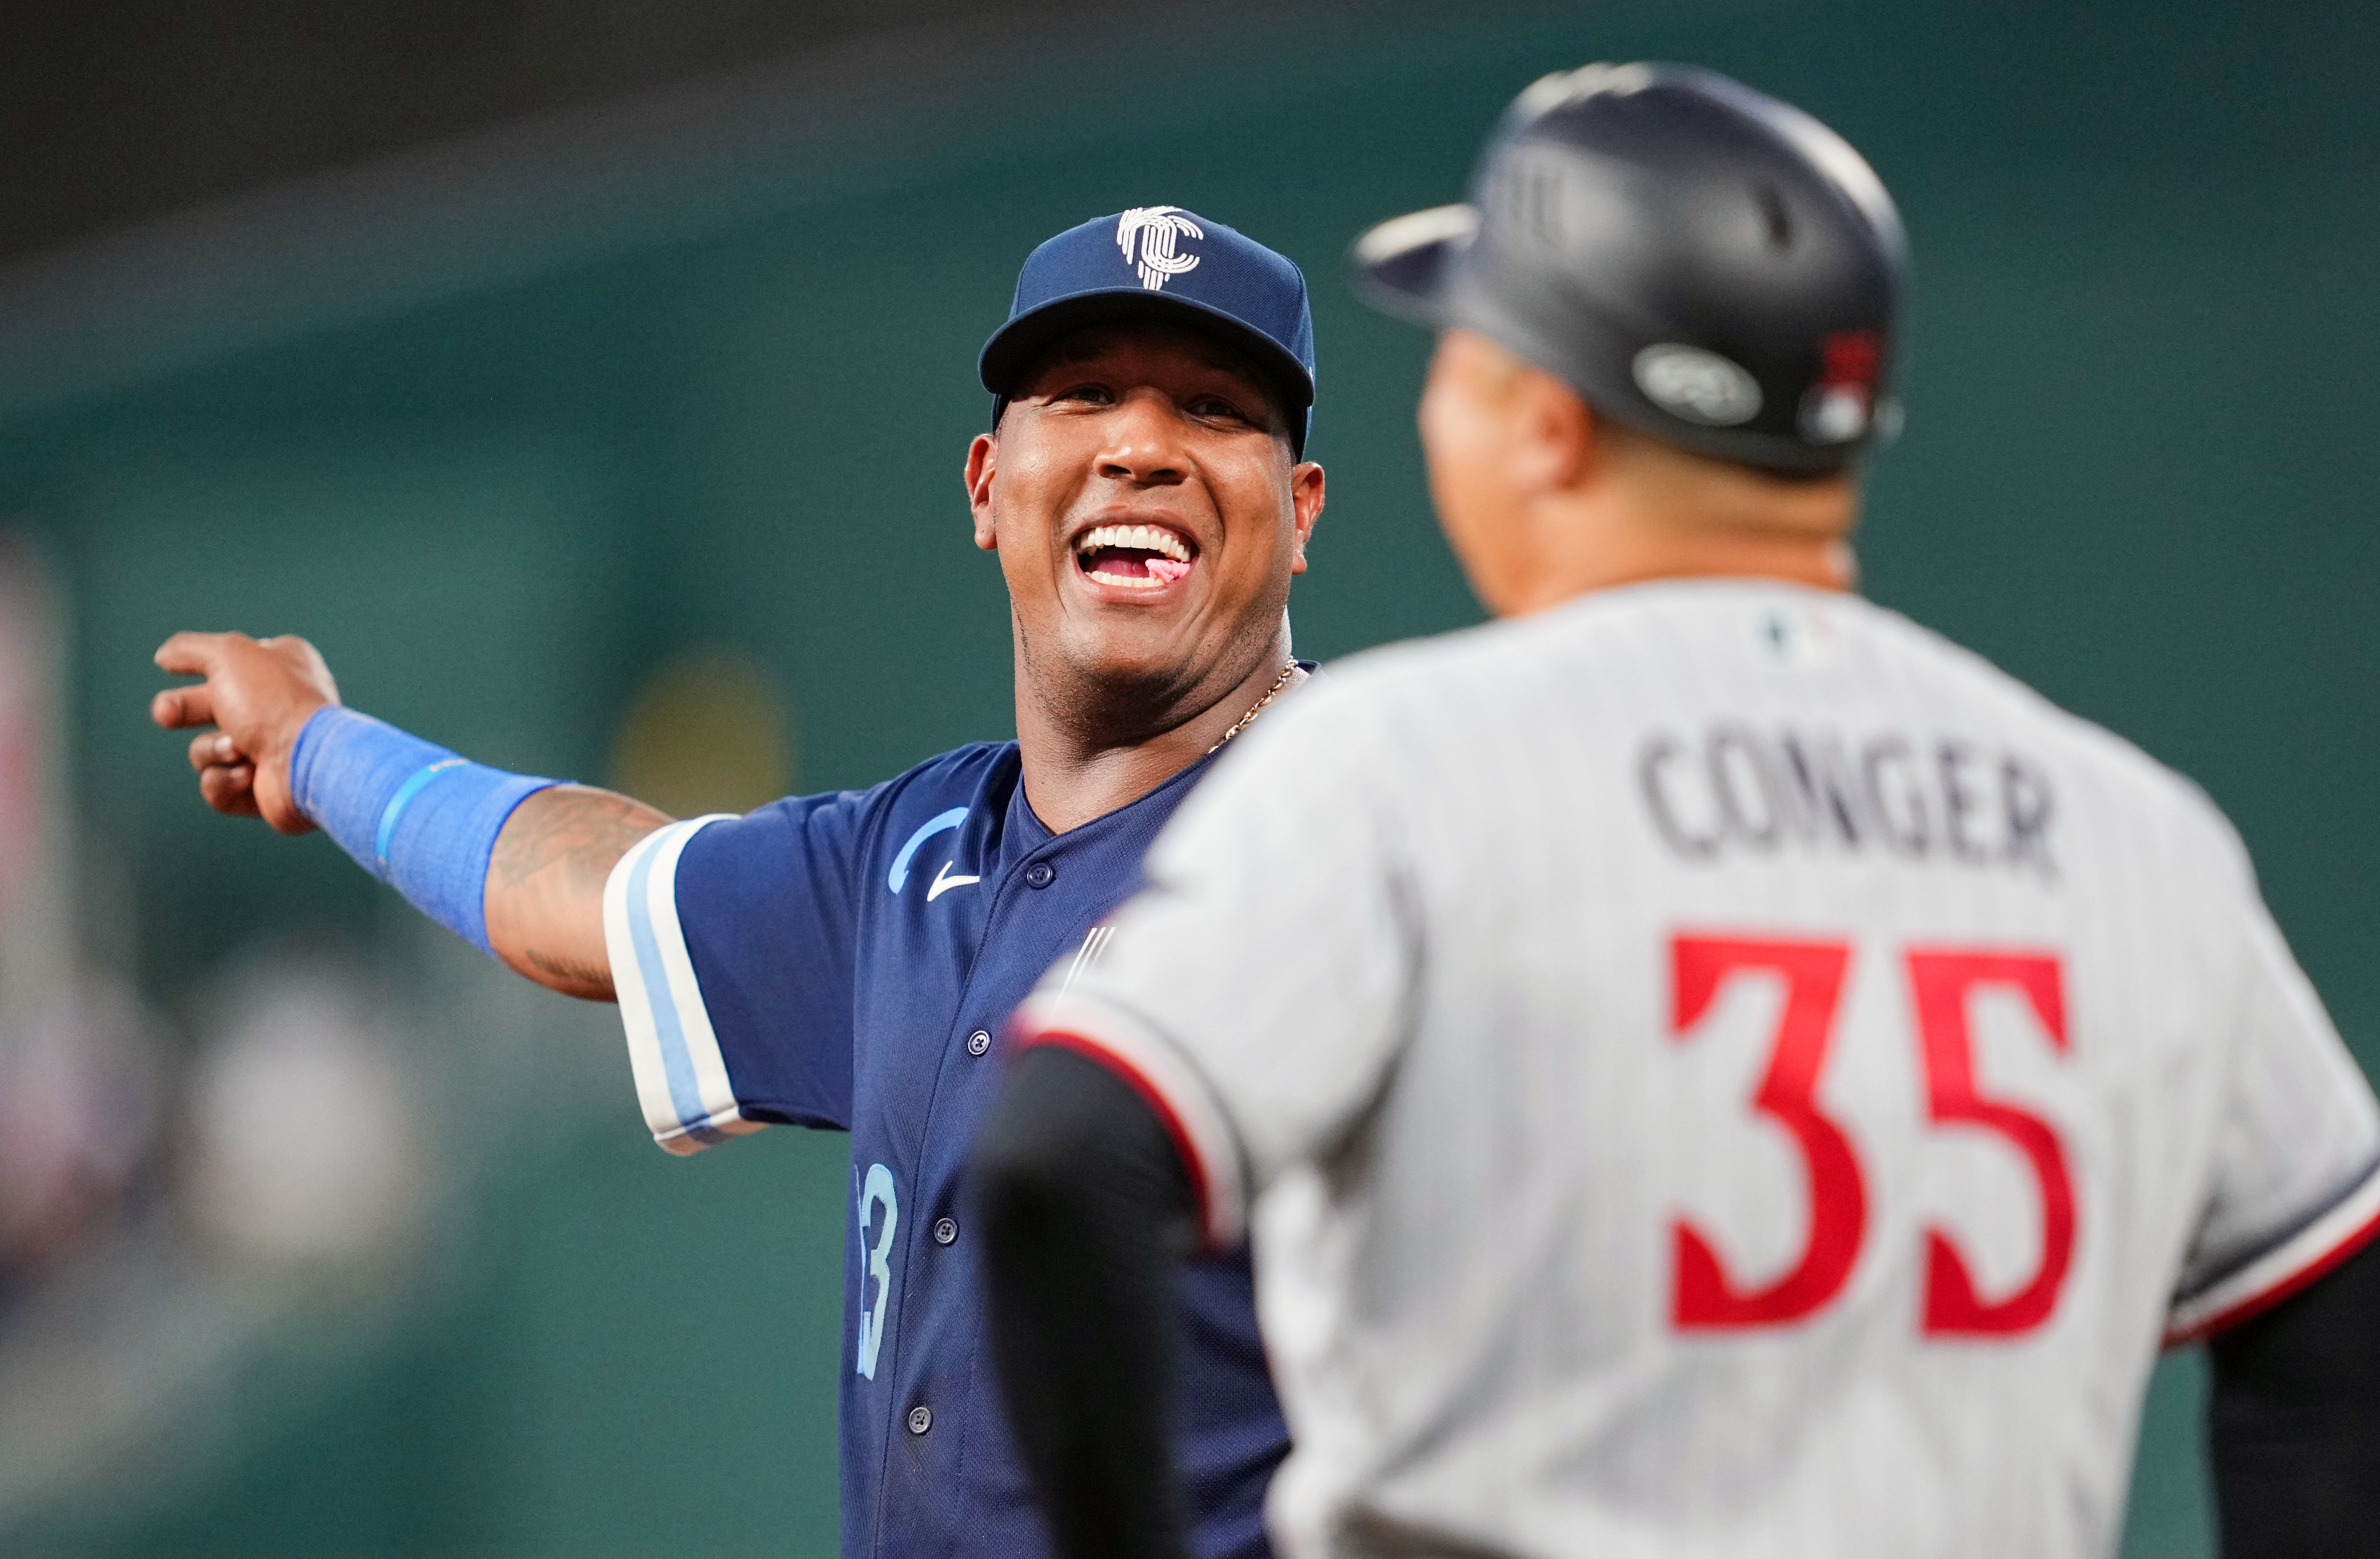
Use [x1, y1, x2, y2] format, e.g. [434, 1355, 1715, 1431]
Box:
[149, 630, 663, 1000]
[2208, 1246, 2380, 1556]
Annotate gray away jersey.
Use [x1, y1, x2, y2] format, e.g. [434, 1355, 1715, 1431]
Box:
[1016, 580, 2380, 1559]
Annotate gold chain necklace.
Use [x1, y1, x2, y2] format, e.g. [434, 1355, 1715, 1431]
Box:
[1209, 660, 1300, 754]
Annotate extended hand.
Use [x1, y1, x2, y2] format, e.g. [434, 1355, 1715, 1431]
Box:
[150, 632, 340, 834]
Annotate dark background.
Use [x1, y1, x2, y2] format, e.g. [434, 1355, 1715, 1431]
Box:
[0, 0, 1108, 264]
[0, 1, 2372, 1553]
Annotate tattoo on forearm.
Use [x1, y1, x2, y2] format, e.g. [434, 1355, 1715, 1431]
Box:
[485, 785, 667, 1000]
[490, 786, 669, 892]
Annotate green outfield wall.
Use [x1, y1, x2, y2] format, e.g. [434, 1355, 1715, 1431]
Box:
[0, 1, 2372, 1553]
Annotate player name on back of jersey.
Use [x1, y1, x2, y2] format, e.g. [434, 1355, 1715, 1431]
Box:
[1638, 721, 2056, 877]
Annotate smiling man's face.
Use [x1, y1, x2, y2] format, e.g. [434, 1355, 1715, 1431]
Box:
[966, 320, 1324, 742]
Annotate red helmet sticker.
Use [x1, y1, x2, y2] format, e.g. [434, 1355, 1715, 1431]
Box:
[1801, 330, 1883, 443]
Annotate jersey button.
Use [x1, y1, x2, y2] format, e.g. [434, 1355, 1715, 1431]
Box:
[967, 1029, 992, 1056]
[907, 1404, 932, 1435]
[1024, 861, 1056, 889]
[933, 1217, 958, 1246]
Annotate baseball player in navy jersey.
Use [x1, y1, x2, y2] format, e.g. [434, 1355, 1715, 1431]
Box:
[974, 66, 2380, 1559]
[147, 209, 1325, 1559]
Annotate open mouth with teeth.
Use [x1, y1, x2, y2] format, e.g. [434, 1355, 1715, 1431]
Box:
[1074, 523, 1196, 590]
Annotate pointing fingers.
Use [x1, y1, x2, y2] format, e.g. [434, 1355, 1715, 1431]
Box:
[150, 683, 215, 730]
[151, 630, 235, 730]
[152, 631, 228, 677]
[150, 630, 335, 828]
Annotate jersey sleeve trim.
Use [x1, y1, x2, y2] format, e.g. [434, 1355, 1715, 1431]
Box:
[2167, 1155, 2380, 1345]
[1011, 991, 1248, 1248]
[603, 814, 766, 1156]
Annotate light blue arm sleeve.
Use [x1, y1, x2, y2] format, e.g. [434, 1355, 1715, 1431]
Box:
[288, 705, 558, 954]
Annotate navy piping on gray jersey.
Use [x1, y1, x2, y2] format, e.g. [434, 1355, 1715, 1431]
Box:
[2172, 1147, 2380, 1308]
[1061, 987, 1264, 1228]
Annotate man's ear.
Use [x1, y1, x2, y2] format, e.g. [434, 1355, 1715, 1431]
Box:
[1512, 371, 1597, 496]
[1288, 461, 1326, 576]
[965, 433, 999, 551]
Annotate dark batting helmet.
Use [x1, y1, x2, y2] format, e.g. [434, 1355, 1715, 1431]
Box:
[1354, 63, 1907, 474]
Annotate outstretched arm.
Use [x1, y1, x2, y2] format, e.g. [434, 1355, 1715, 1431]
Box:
[151, 630, 667, 1000]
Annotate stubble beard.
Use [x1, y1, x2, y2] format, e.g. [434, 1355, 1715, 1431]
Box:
[1014, 593, 1286, 754]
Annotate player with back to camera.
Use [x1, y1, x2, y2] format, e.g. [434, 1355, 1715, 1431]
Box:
[148, 209, 1324, 1559]
[972, 65, 2380, 1559]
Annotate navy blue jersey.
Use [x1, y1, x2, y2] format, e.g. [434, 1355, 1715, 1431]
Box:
[602, 741, 1286, 1559]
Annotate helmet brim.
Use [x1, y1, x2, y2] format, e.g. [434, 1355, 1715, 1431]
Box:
[1349, 204, 1478, 326]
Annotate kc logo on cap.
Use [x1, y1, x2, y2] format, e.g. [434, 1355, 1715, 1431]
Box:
[1117, 207, 1204, 291]
[979, 205, 1317, 453]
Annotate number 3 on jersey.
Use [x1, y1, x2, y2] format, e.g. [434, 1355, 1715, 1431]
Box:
[1670, 935, 2076, 1338]
[856, 1163, 898, 1378]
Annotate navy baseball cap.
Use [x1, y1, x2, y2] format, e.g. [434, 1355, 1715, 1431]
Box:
[980, 207, 1317, 456]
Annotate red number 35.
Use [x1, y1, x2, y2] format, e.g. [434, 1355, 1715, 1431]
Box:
[1670, 935, 2075, 1338]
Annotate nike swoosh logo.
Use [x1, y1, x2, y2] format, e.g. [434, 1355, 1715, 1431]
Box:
[926, 860, 980, 902]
